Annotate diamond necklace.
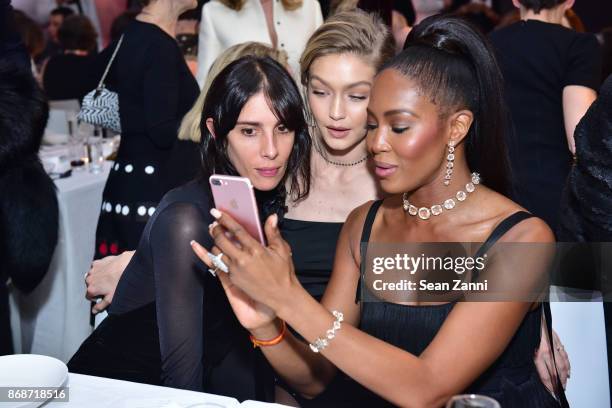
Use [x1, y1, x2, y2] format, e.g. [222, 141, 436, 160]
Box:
[403, 172, 481, 220]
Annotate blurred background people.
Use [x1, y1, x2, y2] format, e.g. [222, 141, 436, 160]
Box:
[11, 8, 45, 77]
[42, 14, 98, 101]
[489, 0, 602, 232]
[93, 0, 199, 259]
[328, 0, 411, 53]
[453, 2, 500, 34]
[38, 6, 74, 61]
[11, 0, 56, 25]
[411, 0, 450, 24]
[91, 0, 129, 48]
[195, 0, 322, 86]
[1, 0, 30, 69]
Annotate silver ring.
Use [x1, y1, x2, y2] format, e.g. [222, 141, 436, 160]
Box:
[210, 252, 229, 273]
[208, 267, 219, 277]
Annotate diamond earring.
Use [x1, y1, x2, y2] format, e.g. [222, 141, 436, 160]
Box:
[444, 141, 455, 186]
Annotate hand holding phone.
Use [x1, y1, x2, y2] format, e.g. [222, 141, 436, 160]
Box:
[209, 175, 266, 245]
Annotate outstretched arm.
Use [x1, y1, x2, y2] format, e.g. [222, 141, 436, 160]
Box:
[195, 206, 554, 406]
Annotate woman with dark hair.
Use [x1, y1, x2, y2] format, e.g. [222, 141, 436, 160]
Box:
[68, 56, 311, 401]
[42, 14, 99, 101]
[193, 15, 565, 407]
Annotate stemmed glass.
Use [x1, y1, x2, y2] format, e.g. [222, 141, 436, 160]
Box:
[69, 121, 94, 169]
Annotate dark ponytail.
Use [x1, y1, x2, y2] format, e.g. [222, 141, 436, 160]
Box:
[383, 15, 511, 195]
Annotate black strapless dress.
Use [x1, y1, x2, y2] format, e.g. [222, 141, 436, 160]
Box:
[281, 218, 343, 299]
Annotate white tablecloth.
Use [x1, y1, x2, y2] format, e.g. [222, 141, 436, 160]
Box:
[550, 287, 610, 408]
[46, 373, 287, 408]
[9, 162, 111, 362]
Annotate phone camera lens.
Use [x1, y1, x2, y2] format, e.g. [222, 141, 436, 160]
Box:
[212, 179, 221, 186]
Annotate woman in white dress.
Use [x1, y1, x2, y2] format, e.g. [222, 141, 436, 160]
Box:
[196, 0, 323, 86]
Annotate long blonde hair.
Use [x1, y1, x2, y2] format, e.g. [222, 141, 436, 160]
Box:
[219, 0, 302, 11]
[178, 42, 289, 142]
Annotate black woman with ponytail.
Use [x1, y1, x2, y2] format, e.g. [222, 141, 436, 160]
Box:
[192, 15, 564, 407]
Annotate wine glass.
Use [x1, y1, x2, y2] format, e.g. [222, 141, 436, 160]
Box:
[88, 138, 104, 174]
[68, 121, 94, 168]
[446, 394, 501, 408]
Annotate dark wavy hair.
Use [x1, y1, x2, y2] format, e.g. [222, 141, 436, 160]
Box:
[58, 15, 98, 52]
[390, 15, 510, 195]
[199, 56, 311, 218]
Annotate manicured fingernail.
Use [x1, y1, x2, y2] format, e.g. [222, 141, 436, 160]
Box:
[92, 310, 98, 315]
[210, 208, 221, 219]
[190, 240, 196, 246]
[209, 221, 218, 230]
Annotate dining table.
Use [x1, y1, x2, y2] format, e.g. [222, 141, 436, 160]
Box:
[44, 373, 288, 408]
[9, 146, 111, 362]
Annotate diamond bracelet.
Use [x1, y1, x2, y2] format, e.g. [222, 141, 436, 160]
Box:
[309, 310, 344, 353]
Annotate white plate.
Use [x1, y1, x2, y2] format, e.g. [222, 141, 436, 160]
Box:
[0, 354, 68, 408]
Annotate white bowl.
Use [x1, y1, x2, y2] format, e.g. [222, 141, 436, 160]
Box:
[0, 354, 68, 408]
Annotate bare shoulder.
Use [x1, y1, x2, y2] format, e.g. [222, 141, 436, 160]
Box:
[344, 199, 378, 235]
[484, 189, 555, 244]
[500, 216, 555, 244]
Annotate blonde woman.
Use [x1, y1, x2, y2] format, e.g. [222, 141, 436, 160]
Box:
[85, 42, 288, 315]
[195, 0, 322, 86]
[278, 10, 394, 303]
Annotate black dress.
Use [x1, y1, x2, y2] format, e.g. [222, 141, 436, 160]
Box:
[310, 202, 562, 407]
[281, 218, 344, 299]
[42, 53, 97, 101]
[94, 20, 199, 258]
[489, 20, 601, 231]
[558, 74, 612, 242]
[69, 181, 274, 401]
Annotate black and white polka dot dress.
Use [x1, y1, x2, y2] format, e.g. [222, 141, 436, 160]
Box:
[94, 20, 199, 258]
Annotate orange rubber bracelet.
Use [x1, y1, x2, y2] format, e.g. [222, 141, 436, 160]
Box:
[249, 320, 287, 348]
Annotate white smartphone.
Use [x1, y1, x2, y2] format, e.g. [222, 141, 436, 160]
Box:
[209, 175, 266, 245]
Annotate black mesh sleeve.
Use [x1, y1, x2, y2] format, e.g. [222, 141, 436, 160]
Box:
[148, 201, 213, 390]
